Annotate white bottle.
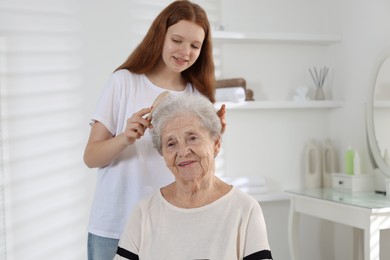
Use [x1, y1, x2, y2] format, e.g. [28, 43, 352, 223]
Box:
[353, 150, 361, 175]
[322, 139, 336, 187]
[304, 139, 322, 188]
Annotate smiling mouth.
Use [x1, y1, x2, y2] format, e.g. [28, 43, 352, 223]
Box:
[173, 56, 188, 63]
[178, 161, 195, 167]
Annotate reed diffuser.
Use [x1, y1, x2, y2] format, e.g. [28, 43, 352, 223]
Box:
[309, 66, 329, 100]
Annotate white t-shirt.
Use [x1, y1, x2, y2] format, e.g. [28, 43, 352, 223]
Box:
[88, 69, 197, 239]
[115, 187, 272, 260]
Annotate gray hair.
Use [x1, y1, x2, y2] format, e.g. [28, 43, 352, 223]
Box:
[150, 93, 222, 155]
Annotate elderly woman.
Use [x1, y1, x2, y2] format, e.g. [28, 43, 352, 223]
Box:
[115, 94, 272, 260]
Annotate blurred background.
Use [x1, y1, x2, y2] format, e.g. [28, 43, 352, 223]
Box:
[1, 0, 390, 259]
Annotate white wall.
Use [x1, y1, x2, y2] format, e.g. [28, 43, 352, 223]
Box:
[218, 0, 390, 259]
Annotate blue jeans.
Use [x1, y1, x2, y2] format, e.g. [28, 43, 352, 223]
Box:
[88, 233, 120, 260]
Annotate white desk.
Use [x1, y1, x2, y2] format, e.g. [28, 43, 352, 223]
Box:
[286, 188, 390, 260]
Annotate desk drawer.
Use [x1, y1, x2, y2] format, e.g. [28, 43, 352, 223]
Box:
[332, 175, 351, 190]
[331, 173, 374, 192]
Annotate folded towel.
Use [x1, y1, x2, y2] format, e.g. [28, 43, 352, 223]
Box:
[215, 87, 246, 103]
[221, 176, 268, 195]
[238, 186, 268, 195]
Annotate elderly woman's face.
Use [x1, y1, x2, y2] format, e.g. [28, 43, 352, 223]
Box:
[161, 114, 219, 184]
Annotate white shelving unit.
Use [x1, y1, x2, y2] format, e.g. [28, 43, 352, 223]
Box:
[214, 100, 344, 110]
[211, 31, 343, 109]
[212, 30, 342, 45]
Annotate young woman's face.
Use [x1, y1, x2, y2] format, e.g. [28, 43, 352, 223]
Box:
[162, 20, 205, 73]
[161, 114, 220, 185]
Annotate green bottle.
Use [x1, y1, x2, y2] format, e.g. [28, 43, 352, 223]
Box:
[345, 145, 354, 175]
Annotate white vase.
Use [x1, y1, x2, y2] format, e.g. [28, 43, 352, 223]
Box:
[315, 86, 325, 100]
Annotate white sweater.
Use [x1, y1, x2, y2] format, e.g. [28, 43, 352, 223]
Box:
[115, 187, 272, 260]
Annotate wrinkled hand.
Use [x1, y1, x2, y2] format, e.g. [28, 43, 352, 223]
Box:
[216, 104, 226, 134]
[124, 107, 152, 145]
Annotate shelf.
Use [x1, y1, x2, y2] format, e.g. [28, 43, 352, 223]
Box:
[212, 31, 342, 45]
[214, 100, 344, 110]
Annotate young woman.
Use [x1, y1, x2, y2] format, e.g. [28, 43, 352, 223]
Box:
[83, 1, 225, 259]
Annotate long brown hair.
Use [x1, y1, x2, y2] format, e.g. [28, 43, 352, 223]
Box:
[115, 0, 215, 102]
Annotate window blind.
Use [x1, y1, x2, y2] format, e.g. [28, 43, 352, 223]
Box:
[0, 1, 88, 259]
[0, 35, 8, 260]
